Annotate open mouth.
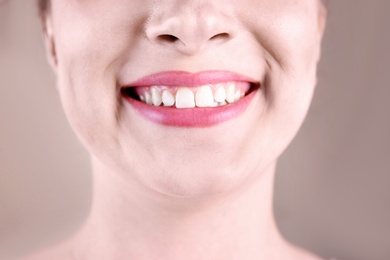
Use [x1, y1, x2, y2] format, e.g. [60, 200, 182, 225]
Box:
[121, 71, 261, 127]
[121, 81, 259, 108]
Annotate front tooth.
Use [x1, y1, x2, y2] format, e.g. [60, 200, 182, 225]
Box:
[195, 85, 214, 107]
[144, 92, 153, 105]
[226, 82, 236, 103]
[151, 87, 162, 106]
[162, 90, 175, 106]
[214, 85, 227, 103]
[175, 87, 195, 108]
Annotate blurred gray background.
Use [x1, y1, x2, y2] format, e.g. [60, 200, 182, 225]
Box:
[1, 1, 389, 259]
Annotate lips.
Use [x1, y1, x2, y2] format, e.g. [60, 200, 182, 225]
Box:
[121, 70, 260, 127]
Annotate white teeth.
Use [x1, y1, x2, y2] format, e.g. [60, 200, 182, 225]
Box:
[162, 89, 175, 106]
[214, 85, 227, 103]
[144, 92, 153, 105]
[175, 87, 195, 108]
[195, 85, 214, 107]
[151, 87, 162, 106]
[137, 82, 249, 108]
[211, 101, 219, 107]
[226, 82, 236, 103]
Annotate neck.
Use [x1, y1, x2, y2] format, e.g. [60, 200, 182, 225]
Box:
[72, 158, 290, 260]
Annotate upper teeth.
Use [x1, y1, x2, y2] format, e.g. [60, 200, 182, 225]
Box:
[136, 82, 249, 108]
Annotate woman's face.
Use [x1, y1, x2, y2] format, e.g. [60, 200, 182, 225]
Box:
[44, 0, 326, 197]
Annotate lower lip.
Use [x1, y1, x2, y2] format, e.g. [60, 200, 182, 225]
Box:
[122, 90, 257, 128]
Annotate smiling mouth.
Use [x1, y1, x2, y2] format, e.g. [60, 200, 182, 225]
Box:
[121, 81, 259, 108]
[121, 70, 261, 127]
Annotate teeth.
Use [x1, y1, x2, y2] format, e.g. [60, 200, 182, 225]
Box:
[214, 85, 227, 103]
[175, 87, 195, 108]
[162, 89, 175, 106]
[144, 92, 153, 105]
[226, 82, 236, 103]
[151, 87, 162, 106]
[135, 81, 251, 108]
[195, 85, 214, 107]
[211, 101, 219, 107]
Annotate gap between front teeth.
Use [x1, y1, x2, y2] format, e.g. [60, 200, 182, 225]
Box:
[138, 82, 247, 108]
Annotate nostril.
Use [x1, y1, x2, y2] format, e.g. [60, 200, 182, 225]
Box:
[209, 33, 230, 41]
[157, 34, 180, 43]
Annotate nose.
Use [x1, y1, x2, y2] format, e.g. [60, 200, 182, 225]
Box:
[145, 1, 239, 55]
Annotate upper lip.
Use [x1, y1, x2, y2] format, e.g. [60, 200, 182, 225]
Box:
[122, 70, 259, 88]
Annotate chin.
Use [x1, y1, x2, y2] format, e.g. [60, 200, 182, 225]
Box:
[129, 148, 269, 198]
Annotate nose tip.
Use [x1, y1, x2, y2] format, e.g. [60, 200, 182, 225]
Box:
[145, 4, 238, 55]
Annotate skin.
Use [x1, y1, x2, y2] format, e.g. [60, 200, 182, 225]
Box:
[26, 0, 327, 259]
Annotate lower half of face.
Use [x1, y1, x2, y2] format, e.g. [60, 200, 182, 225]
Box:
[51, 0, 324, 197]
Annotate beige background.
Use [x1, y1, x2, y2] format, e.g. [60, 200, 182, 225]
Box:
[1, 1, 389, 259]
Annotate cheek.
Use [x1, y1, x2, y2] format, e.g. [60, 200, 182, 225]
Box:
[249, 13, 321, 160]
[51, 5, 142, 144]
[54, 34, 121, 154]
[265, 12, 321, 116]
